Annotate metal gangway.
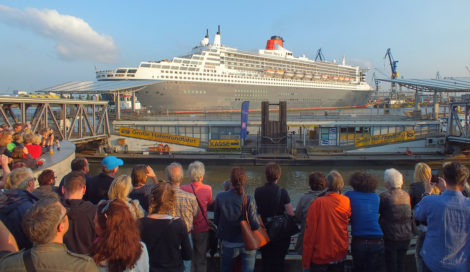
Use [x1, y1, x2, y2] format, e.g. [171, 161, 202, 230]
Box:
[0, 97, 110, 144]
[447, 101, 470, 144]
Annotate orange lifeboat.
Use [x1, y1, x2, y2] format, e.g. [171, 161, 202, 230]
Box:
[264, 69, 275, 77]
[275, 70, 284, 77]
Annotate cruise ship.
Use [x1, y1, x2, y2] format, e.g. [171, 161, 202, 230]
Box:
[96, 27, 373, 112]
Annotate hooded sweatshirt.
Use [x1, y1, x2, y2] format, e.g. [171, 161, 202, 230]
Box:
[0, 189, 38, 249]
[62, 199, 97, 254]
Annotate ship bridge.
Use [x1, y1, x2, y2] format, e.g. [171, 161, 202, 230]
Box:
[38, 80, 158, 120]
[376, 77, 470, 120]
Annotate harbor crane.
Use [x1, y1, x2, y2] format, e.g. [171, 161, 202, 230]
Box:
[384, 48, 399, 98]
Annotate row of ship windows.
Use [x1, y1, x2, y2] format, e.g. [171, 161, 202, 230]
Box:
[145, 63, 354, 77]
[155, 75, 350, 88]
[235, 89, 268, 93]
[183, 90, 207, 94]
[223, 58, 355, 74]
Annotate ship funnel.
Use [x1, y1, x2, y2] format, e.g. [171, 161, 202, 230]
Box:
[266, 36, 284, 50]
[213, 25, 221, 46]
[200, 28, 209, 46]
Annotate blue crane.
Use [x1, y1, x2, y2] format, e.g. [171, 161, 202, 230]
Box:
[384, 48, 399, 79]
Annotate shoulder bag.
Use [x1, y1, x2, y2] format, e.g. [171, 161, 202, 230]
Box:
[241, 194, 270, 250]
[265, 186, 299, 241]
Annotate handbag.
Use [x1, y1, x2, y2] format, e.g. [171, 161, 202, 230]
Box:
[191, 184, 218, 257]
[266, 214, 299, 241]
[265, 187, 299, 241]
[241, 194, 270, 250]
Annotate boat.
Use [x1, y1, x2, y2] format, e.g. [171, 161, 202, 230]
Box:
[96, 27, 373, 112]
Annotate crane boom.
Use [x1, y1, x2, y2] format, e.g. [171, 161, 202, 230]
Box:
[384, 48, 399, 79]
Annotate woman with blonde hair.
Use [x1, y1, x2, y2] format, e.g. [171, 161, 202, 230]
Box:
[409, 162, 439, 272]
[0, 132, 13, 157]
[23, 134, 42, 159]
[139, 182, 191, 271]
[107, 175, 145, 219]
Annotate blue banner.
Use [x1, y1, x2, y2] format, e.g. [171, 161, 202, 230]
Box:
[240, 101, 249, 140]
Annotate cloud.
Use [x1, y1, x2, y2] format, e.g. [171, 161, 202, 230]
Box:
[0, 5, 118, 63]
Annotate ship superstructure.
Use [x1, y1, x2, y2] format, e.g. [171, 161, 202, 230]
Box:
[96, 27, 372, 112]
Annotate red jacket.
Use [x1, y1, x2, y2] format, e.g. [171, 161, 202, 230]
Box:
[25, 144, 42, 159]
[302, 192, 351, 267]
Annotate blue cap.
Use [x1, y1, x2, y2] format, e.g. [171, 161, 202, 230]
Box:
[101, 156, 123, 170]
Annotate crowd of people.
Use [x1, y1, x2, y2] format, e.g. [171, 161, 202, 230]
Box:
[0, 138, 469, 272]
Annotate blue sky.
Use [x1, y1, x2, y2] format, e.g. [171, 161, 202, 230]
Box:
[0, 0, 469, 91]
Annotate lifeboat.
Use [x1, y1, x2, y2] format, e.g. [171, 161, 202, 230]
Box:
[321, 74, 329, 80]
[304, 73, 313, 80]
[313, 74, 321, 80]
[264, 69, 275, 77]
[333, 76, 339, 81]
[275, 70, 285, 77]
[294, 72, 304, 79]
[284, 71, 295, 78]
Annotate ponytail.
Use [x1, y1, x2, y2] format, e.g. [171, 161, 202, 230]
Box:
[230, 167, 246, 195]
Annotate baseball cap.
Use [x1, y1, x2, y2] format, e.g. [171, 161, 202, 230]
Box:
[102, 156, 124, 170]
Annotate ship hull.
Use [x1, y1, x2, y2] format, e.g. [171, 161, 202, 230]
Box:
[135, 81, 372, 112]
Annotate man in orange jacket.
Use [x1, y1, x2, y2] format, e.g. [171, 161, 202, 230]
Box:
[302, 170, 351, 272]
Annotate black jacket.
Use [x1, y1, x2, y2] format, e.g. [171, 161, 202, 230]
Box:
[62, 199, 97, 254]
[86, 173, 114, 204]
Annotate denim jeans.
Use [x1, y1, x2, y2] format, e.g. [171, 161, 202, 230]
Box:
[384, 239, 410, 272]
[191, 231, 209, 272]
[351, 238, 385, 272]
[220, 245, 256, 272]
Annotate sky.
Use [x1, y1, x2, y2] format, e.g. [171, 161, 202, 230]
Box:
[0, 0, 469, 92]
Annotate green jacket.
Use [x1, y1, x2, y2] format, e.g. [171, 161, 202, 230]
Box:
[0, 243, 98, 271]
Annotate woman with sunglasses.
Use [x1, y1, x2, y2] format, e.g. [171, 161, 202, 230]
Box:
[139, 182, 191, 271]
[91, 200, 149, 272]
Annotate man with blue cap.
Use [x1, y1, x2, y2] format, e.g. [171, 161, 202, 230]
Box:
[86, 156, 123, 204]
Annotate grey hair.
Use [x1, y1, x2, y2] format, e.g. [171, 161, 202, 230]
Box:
[166, 162, 184, 185]
[7, 167, 34, 190]
[384, 168, 403, 188]
[326, 170, 344, 192]
[187, 161, 205, 182]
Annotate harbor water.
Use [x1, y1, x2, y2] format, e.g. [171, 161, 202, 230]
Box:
[89, 161, 441, 206]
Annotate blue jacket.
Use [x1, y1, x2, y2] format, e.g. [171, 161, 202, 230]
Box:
[214, 190, 260, 243]
[0, 189, 38, 249]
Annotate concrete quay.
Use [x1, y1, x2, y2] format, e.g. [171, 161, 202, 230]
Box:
[81, 150, 448, 166]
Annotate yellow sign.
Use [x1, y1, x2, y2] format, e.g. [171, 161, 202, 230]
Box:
[355, 131, 415, 147]
[119, 127, 200, 147]
[208, 139, 241, 149]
